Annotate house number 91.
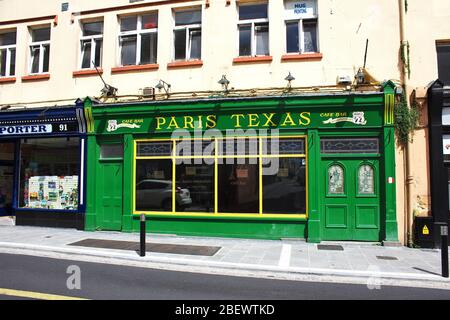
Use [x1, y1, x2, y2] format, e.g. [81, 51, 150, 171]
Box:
[59, 124, 68, 131]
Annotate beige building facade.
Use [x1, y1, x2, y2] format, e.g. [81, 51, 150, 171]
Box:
[1, 0, 449, 245]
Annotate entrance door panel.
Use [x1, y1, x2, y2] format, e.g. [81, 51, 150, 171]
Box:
[97, 161, 123, 230]
[321, 159, 380, 241]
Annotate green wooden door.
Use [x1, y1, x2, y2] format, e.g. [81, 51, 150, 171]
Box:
[321, 159, 380, 241]
[97, 160, 123, 231]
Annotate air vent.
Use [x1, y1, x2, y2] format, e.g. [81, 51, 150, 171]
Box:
[142, 87, 155, 99]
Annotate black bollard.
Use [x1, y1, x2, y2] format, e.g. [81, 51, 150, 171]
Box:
[441, 225, 449, 278]
[140, 214, 146, 257]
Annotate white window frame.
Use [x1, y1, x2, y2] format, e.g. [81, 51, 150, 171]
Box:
[118, 14, 158, 66]
[285, 18, 319, 54]
[80, 22, 103, 69]
[237, 4, 269, 57]
[29, 27, 51, 75]
[173, 9, 202, 61]
[0, 34, 16, 77]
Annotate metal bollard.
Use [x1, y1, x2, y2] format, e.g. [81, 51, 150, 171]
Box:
[441, 225, 448, 278]
[140, 214, 146, 257]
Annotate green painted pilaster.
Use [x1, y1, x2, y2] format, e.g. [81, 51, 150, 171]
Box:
[84, 134, 97, 231]
[383, 82, 399, 241]
[307, 129, 321, 242]
[122, 134, 134, 232]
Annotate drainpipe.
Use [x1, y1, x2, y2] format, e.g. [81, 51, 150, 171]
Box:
[398, 0, 414, 247]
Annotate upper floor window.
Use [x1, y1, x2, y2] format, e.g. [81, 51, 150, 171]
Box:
[119, 13, 158, 66]
[80, 21, 103, 69]
[0, 31, 16, 77]
[238, 3, 269, 57]
[29, 26, 51, 74]
[284, 0, 318, 54]
[173, 9, 202, 61]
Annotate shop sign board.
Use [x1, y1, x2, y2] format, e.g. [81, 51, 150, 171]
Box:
[0, 122, 78, 136]
[96, 107, 381, 135]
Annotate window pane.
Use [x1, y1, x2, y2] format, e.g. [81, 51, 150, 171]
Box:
[176, 163, 213, 212]
[263, 138, 305, 155]
[286, 22, 299, 53]
[140, 33, 157, 64]
[81, 40, 92, 69]
[82, 22, 103, 36]
[100, 144, 123, 159]
[120, 35, 137, 65]
[10, 48, 15, 76]
[174, 29, 186, 60]
[175, 10, 202, 26]
[30, 46, 40, 73]
[321, 138, 380, 154]
[218, 160, 259, 213]
[255, 23, 269, 56]
[0, 49, 6, 76]
[189, 29, 201, 59]
[136, 159, 173, 211]
[303, 20, 317, 52]
[239, 25, 251, 56]
[219, 138, 259, 156]
[263, 158, 306, 214]
[120, 16, 137, 32]
[437, 43, 450, 85]
[19, 138, 80, 210]
[137, 142, 172, 157]
[239, 4, 268, 20]
[0, 32, 16, 46]
[43, 44, 50, 72]
[32, 27, 50, 42]
[358, 165, 374, 194]
[142, 13, 158, 29]
[328, 165, 344, 194]
[94, 39, 102, 67]
[176, 140, 214, 157]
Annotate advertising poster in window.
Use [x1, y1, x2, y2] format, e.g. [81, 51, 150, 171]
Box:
[27, 176, 78, 210]
[0, 166, 13, 208]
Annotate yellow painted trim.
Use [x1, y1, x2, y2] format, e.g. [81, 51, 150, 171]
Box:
[132, 211, 307, 219]
[0, 288, 87, 300]
[259, 137, 263, 215]
[214, 139, 218, 214]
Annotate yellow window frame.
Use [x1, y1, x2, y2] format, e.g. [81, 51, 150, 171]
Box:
[133, 135, 308, 219]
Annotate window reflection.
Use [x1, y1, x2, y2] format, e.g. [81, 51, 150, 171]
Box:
[263, 158, 306, 214]
[136, 159, 174, 211]
[176, 163, 213, 212]
[218, 160, 259, 213]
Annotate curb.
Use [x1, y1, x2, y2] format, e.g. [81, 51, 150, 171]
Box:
[0, 241, 449, 289]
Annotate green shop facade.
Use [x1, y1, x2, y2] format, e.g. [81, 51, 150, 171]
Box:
[84, 82, 399, 242]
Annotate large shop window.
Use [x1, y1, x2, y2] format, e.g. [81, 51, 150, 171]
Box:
[134, 137, 307, 216]
[19, 138, 80, 210]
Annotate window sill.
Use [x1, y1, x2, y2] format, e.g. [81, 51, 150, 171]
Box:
[167, 60, 203, 69]
[73, 68, 102, 77]
[21, 74, 50, 82]
[233, 56, 273, 64]
[281, 53, 323, 61]
[0, 77, 16, 84]
[111, 64, 159, 74]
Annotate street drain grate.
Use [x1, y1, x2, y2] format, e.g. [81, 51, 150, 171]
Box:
[376, 255, 398, 261]
[317, 244, 344, 251]
[68, 239, 221, 256]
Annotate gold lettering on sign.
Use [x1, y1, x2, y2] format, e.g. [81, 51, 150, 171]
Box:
[262, 113, 276, 127]
[231, 114, 245, 128]
[281, 113, 295, 127]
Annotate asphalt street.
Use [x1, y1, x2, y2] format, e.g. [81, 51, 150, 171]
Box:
[0, 252, 449, 300]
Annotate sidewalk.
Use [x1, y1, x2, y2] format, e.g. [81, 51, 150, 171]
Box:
[0, 216, 449, 290]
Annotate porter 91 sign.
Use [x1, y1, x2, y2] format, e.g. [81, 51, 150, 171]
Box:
[0, 123, 77, 136]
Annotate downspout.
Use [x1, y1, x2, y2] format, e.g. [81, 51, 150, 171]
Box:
[398, 0, 414, 246]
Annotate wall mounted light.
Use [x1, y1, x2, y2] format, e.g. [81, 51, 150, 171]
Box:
[218, 75, 230, 92]
[355, 68, 365, 85]
[285, 72, 295, 89]
[155, 79, 171, 98]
